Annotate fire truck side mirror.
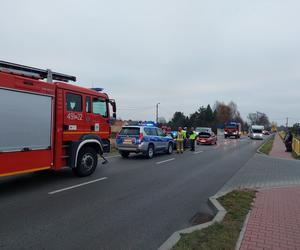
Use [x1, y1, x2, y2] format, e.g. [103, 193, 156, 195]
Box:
[113, 112, 117, 119]
[109, 99, 116, 113]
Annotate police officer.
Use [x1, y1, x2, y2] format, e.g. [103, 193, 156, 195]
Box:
[189, 127, 197, 151]
[176, 127, 184, 153]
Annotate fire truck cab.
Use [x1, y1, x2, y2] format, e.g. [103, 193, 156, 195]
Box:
[0, 61, 116, 177]
[224, 122, 241, 139]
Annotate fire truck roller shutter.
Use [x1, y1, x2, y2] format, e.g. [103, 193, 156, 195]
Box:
[0, 88, 52, 152]
[69, 135, 104, 168]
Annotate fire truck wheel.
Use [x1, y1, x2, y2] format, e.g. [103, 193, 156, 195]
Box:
[73, 147, 98, 177]
[120, 151, 130, 158]
[146, 145, 154, 159]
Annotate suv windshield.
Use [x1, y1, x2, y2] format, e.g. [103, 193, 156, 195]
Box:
[119, 127, 140, 136]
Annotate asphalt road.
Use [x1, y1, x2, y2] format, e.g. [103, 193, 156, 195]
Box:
[0, 136, 264, 250]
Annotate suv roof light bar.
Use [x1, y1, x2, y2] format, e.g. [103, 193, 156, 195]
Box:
[0, 60, 76, 83]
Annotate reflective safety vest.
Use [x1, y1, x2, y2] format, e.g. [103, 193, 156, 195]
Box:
[177, 131, 184, 141]
[182, 130, 187, 139]
[189, 131, 197, 140]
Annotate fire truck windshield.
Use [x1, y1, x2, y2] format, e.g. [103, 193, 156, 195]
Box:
[93, 97, 108, 117]
[225, 124, 237, 129]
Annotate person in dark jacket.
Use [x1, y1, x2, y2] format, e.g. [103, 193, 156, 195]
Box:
[284, 131, 293, 152]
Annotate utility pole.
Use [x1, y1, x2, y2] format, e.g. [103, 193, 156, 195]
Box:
[156, 102, 160, 124]
[286, 117, 289, 128]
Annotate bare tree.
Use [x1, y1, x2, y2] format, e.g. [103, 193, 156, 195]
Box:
[248, 112, 270, 128]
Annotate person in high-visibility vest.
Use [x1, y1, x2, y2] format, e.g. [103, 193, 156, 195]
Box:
[182, 127, 187, 149]
[189, 127, 197, 151]
[176, 127, 184, 153]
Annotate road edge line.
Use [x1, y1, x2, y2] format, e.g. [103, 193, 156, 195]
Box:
[156, 158, 175, 165]
[48, 177, 108, 195]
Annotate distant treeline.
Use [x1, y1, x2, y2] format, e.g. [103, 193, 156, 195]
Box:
[164, 101, 271, 132]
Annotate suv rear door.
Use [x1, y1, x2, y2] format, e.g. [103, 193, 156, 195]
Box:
[118, 127, 141, 146]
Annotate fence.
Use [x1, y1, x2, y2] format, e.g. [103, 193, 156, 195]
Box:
[293, 137, 300, 156]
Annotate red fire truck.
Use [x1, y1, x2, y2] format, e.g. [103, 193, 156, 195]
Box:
[0, 61, 116, 177]
[224, 122, 241, 139]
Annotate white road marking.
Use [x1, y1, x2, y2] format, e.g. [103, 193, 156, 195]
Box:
[193, 151, 204, 154]
[156, 158, 175, 165]
[48, 177, 108, 195]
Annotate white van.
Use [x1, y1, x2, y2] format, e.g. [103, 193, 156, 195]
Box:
[249, 125, 264, 140]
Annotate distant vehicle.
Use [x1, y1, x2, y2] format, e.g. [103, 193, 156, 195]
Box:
[263, 130, 270, 135]
[224, 122, 241, 139]
[195, 127, 212, 135]
[249, 125, 264, 140]
[196, 131, 217, 145]
[116, 124, 174, 159]
[161, 125, 172, 134]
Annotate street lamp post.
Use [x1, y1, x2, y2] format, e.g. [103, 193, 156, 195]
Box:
[156, 102, 160, 124]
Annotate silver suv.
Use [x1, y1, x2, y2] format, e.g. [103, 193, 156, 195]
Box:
[115, 125, 174, 158]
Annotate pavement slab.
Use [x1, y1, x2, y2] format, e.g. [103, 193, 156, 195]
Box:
[218, 153, 300, 194]
[240, 186, 300, 250]
[269, 133, 293, 160]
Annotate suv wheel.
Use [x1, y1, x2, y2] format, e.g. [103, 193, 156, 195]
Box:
[120, 151, 130, 158]
[146, 145, 154, 159]
[167, 143, 173, 154]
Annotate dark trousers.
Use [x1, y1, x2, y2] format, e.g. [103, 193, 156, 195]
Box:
[285, 141, 292, 152]
[190, 139, 195, 151]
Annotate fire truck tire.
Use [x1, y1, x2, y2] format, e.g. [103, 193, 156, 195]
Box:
[120, 151, 130, 158]
[145, 144, 154, 159]
[73, 147, 98, 177]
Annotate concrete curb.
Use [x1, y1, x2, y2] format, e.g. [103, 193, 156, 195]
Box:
[158, 194, 227, 250]
[235, 211, 251, 250]
[256, 134, 275, 154]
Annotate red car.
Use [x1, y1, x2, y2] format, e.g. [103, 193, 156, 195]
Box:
[196, 132, 217, 145]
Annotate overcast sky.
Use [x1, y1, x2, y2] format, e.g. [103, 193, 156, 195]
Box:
[1, 0, 299, 125]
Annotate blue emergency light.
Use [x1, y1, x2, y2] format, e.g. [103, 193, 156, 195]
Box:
[142, 121, 156, 127]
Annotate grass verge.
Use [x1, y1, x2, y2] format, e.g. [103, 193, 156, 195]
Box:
[259, 137, 274, 155]
[172, 190, 256, 250]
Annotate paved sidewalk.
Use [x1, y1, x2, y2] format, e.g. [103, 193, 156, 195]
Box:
[240, 186, 300, 250]
[219, 154, 300, 194]
[269, 133, 293, 160]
